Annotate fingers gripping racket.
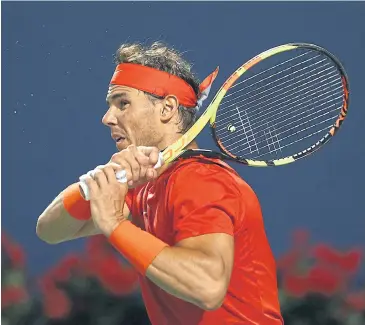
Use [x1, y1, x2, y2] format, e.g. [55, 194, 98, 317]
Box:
[82, 42, 349, 197]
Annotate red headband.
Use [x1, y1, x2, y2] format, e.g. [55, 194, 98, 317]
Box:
[110, 63, 219, 108]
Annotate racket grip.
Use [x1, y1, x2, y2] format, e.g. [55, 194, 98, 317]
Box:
[79, 152, 164, 201]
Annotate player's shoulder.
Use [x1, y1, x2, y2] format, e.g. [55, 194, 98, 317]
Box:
[174, 156, 236, 173]
[167, 156, 246, 190]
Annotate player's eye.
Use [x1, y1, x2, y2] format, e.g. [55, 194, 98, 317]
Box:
[119, 100, 129, 110]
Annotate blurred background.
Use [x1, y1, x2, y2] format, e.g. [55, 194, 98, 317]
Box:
[2, 2, 365, 324]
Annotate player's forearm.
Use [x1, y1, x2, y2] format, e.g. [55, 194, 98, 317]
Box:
[146, 246, 226, 310]
[36, 191, 93, 244]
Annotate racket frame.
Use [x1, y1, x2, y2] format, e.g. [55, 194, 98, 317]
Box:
[162, 43, 350, 167]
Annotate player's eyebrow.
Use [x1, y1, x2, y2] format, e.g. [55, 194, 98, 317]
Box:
[106, 92, 130, 105]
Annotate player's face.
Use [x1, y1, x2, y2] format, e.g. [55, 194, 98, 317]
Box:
[102, 85, 163, 151]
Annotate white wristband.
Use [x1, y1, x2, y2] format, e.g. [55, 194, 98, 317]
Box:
[79, 152, 164, 201]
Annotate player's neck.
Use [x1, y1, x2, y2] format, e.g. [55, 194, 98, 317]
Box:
[158, 133, 199, 151]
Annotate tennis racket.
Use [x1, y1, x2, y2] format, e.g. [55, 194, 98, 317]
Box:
[159, 42, 349, 167]
[81, 42, 350, 196]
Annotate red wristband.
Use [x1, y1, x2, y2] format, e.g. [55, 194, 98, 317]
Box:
[108, 221, 168, 275]
[63, 183, 91, 220]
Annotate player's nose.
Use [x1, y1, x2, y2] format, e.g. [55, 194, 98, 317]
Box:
[102, 107, 118, 126]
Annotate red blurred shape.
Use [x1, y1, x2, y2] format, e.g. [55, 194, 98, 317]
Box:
[91, 255, 138, 295]
[282, 273, 309, 297]
[345, 291, 365, 311]
[312, 244, 363, 274]
[42, 287, 71, 319]
[38, 273, 71, 319]
[1, 233, 26, 268]
[85, 235, 109, 256]
[276, 250, 301, 272]
[307, 265, 343, 295]
[47, 254, 82, 281]
[341, 249, 363, 273]
[1, 286, 29, 308]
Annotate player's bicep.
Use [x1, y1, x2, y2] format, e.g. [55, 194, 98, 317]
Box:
[176, 233, 234, 286]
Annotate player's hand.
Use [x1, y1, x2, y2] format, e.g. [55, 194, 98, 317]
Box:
[109, 145, 160, 187]
[83, 164, 128, 236]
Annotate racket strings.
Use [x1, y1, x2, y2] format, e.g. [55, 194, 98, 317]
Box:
[214, 49, 344, 160]
[219, 56, 338, 119]
[229, 102, 340, 155]
[225, 51, 314, 95]
[218, 80, 342, 142]
[251, 125, 332, 159]
[222, 95, 341, 155]
[223, 54, 325, 106]
[221, 97, 341, 157]
[218, 67, 339, 126]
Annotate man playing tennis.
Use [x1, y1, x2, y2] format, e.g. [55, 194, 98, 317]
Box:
[37, 42, 283, 325]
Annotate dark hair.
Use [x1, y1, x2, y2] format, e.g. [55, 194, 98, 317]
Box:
[114, 41, 200, 133]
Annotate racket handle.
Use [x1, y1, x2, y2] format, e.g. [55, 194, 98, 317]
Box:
[79, 152, 164, 201]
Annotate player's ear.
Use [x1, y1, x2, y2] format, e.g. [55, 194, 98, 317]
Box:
[160, 95, 179, 122]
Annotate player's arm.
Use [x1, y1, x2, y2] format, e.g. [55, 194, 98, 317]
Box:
[36, 187, 98, 244]
[37, 147, 157, 245]
[36, 186, 130, 244]
[146, 233, 234, 310]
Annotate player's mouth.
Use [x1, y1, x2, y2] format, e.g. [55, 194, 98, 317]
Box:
[115, 136, 126, 149]
[115, 136, 125, 143]
[112, 132, 126, 143]
[112, 134, 128, 150]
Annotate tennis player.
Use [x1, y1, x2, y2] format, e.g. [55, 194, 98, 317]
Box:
[37, 42, 283, 325]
